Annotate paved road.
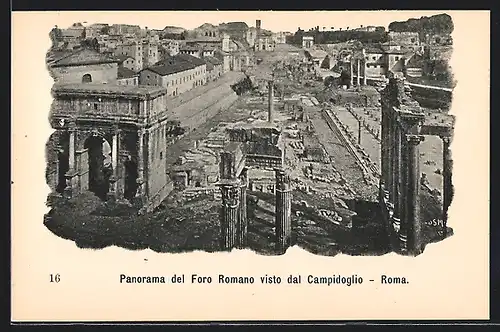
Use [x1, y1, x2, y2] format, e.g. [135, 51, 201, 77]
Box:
[338, 107, 444, 192]
[308, 106, 377, 200]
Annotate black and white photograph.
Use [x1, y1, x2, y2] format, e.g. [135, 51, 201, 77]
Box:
[43, 12, 456, 257]
[11, 10, 490, 322]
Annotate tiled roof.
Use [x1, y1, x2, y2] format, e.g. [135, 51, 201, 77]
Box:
[114, 55, 134, 63]
[50, 48, 120, 67]
[219, 22, 249, 31]
[118, 66, 138, 79]
[175, 53, 207, 67]
[204, 61, 214, 71]
[203, 56, 222, 66]
[145, 58, 196, 76]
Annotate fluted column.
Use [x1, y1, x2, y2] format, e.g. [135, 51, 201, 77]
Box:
[275, 168, 292, 254]
[393, 125, 403, 216]
[442, 136, 453, 238]
[381, 107, 389, 186]
[237, 168, 248, 248]
[406, 134, 425, 256]
[387, 110, 394, 201]
[220, 183, 240, 250]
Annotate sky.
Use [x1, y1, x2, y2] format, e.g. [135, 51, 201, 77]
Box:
[53, 10, 453, 33]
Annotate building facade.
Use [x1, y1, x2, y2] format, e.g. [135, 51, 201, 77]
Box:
[47, 83, 173, 212]
[48, 48, 119, 84]
[139, 54, 207, 97]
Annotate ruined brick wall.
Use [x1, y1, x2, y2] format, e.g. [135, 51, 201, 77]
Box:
[49, 63, 118, 84]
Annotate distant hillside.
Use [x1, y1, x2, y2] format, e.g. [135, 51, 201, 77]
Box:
[388, 13, 453, 37]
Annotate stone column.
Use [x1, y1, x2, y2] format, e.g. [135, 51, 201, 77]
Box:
[237, 168, 248, 248]
[64, 125, 77, 198]
[393, 123, 402, 215]
[350, 61, 354, 87]
[357, 59, 361, 86]
[442, 136, 453, 237]
[380, 107, 389, 186]
[135, 128, 146, 203]
[275, 168, 292, 254]
[220, 183, 240, 250]
[397, 125, 407, 221]
[108, 126, 120, 201]
[363, 60, 367, 85]
[268, 80, 274, 123]
[387, 110, 394, 201]
[406, 134, 425, 256]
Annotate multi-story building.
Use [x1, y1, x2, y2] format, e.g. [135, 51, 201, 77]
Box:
[302, 35, 314, 49]
[218, 22, 249, 40]
[203, 56, 223, 82]
[191, 23, 220, 39]
[84, 23, 109, 39]
[273, 31, 288, 44]
[139, 54, 207, 97]
[114, 40, 158, 71]
[109, 24, 141, 36]
[141, 39, 159, 68]
[179, 45, 217, 58]
[116, 66, 139, 86]
[254, 20, 276, 51]
[160, 39, 180, 57]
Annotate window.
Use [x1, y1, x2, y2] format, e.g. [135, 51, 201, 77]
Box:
[411, 38, 416, 43]
[395, 56, 400, 61]
[82, 74, 92, 83]
[160, 152, 163, 159]
[93, 103, 98, 110]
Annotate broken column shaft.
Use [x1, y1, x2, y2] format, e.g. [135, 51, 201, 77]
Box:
[220, 183, 240, 250]
[275, 168, 292, 253]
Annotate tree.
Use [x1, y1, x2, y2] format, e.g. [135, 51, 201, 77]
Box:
[320, 55, 331, 69]
[324, 75, 335, 88]
[100, 26, 110, 35]
[81, 38, 100, 51]
[339, 69, 351, 87]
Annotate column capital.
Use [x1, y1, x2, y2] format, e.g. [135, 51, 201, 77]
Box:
[221, 183, 240, 207]
[406, 134, 425, 145]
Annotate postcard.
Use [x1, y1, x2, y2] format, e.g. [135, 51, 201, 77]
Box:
[11, 10, 490, 322]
